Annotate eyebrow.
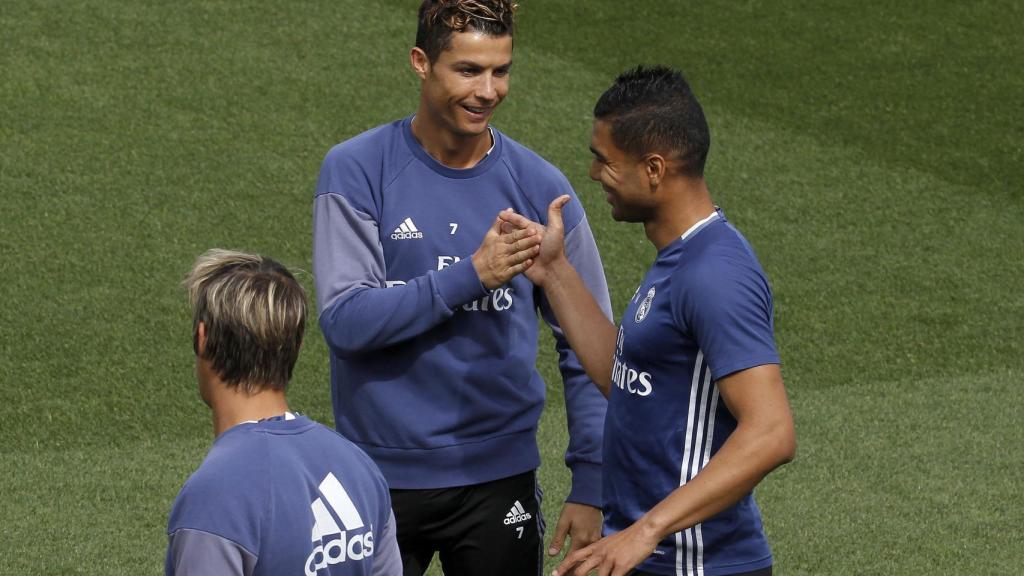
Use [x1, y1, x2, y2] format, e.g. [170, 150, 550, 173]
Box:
[451, 59, 513, 69]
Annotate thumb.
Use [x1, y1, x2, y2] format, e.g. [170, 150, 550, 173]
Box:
[548, 195, 571, 231]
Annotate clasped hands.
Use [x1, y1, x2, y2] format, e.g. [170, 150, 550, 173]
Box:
[470, 195, 572, 289]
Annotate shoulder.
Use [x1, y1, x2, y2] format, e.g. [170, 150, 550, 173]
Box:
[496, 130, 568, 185]
[670, 220, 772, 313]
[493, 128, 583, 227]
[168, 431, 268, 540]
[315, 119, 414, 206]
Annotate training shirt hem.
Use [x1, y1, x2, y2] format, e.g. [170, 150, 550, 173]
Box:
[637, 554, 772, 576]
[356, 428, 540, 489]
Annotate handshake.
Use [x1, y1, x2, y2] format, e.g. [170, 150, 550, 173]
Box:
[470, 194, 574, 290]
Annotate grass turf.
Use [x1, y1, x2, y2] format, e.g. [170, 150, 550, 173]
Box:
[1, 1, 1021, 574]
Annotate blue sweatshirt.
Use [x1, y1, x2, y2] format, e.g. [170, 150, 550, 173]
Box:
[312, 117, 611, 505]
[166, 415, 401, 576]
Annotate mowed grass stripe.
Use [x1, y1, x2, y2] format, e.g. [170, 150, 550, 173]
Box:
[761, 369, 1023, 574]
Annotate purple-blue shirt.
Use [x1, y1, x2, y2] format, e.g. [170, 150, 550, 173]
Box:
[166, 415, 400, 576]
[605, 211, 779, 576]
[312, 117, 611, 505]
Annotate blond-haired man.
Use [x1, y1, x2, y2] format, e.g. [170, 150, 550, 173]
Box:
[166, 249, 401, 576]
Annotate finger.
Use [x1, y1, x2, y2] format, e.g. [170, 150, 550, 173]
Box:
[485, 215, 504, 237]
[575, 554, 603, 576]
[574, 522, 601, 552]
[499, 209, 538, 230]
[553, 550, 584, 576]
[548, 513, 572, 557]
[559, 546, 594, 575]
[505, 226, 537, 246]
[566, 526, 586, 555]
[509, 246, 538, 267]
[547, 195, 571, 231]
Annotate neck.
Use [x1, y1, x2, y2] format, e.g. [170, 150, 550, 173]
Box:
[643, 177, 716, 250]
[208, 380, 291, 437]
[411, 109, 492, 169]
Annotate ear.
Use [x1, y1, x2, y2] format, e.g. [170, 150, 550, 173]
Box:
[644, 153, 667, 189]
[196, 321, 207, 356]
[410, 47, 430, 80]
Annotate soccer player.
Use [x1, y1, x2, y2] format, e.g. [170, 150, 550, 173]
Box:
[311, 1, 612, 574]
[498, 67, 796, 576]
[166, 249, 401, 576]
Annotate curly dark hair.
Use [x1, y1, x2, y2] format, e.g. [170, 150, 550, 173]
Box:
[415, 0, 518, 62]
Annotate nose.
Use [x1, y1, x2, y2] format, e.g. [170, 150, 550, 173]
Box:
[589, 159, 601, 181]
[476, 74, 498, 103]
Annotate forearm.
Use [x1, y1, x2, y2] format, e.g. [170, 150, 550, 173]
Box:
[638, 418, 795, 540]
[319, 259, 486, 355]
[543, 258, 618, 396]
[314, 192, 488, 354]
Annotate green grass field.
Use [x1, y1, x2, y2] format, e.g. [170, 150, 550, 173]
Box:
[2, 1, 1021, 574]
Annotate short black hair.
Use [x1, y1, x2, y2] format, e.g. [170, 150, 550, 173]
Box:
[594, 66, 710, 177]
[415, 0, 517, 63]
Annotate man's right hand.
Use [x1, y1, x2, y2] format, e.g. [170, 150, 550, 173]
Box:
[498, 195, 572, 287]
[471, 210, 542, 290]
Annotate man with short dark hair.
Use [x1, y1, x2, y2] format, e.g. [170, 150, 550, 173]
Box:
[166, 249, 401, 576]
[312, 1, 612, 574]
[500, 66, 796, 576]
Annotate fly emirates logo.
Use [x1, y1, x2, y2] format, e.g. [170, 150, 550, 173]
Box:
[612, 327, 653, 397]
[306, 473, 374, 575]
[385, 256, 515, 312]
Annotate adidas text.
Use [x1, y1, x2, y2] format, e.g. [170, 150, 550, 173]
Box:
[391, 231, 423, 240]
[504, 513, 532, 525]
[305, 531, 374, 576]
[392, 218, 423, 240]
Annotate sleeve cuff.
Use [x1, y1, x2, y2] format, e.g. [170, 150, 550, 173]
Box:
[566, 462, 603, 508]
[433, 257, 489, 310]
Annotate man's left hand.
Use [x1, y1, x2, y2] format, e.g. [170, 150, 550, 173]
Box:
[547, 502, 602, 560]
[552, 518, 660, 576]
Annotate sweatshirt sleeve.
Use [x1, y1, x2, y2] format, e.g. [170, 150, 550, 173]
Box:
[166, 528, 257, 576]
[370, 510, 402, 576]
[537, 214, 612, 507]
[312, 189, 489, 357]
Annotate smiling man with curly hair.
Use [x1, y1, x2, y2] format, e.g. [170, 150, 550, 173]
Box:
[312, 2, 612, 575]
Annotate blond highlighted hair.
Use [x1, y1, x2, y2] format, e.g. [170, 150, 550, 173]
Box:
[416, 0, 518, 62]
[184, 249, 306, 393]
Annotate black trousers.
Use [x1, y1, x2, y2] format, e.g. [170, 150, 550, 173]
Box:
[390, 470, 544, 576]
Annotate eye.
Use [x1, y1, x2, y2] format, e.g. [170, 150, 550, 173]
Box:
[494, 67, 510, 77]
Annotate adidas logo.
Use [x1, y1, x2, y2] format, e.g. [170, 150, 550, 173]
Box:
[503, 500, 533, 525]
[391, 217, 424, 240]
[305, 473, 374, 575]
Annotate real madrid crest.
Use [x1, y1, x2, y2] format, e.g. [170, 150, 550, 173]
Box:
[634, 286, 656, 323]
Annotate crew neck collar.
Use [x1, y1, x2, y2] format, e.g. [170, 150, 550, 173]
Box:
[402, 116, 503, 179]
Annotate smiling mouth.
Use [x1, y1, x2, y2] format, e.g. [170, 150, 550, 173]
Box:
[462, 104, 491, 116]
